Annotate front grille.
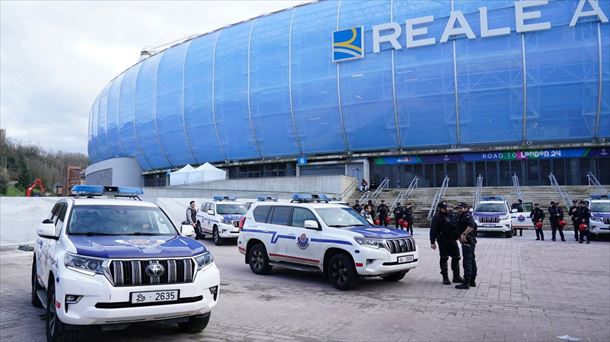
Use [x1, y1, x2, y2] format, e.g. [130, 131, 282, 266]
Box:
[477, 216, 500, 223]
[109, 259, 195, 287]
[385, 238, 416, 254]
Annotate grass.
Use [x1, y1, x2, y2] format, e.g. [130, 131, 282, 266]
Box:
[3, 184, 25, 197]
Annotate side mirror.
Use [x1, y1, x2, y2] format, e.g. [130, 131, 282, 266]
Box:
[511, 209, 518, 213]
[37, 221, 58, 239]
[304, 220, 320, 230]
[181, 224, 196, 238]
[207, 209, 215, 215]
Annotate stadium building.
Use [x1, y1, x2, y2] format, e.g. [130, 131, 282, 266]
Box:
[86, 0, 610, 188]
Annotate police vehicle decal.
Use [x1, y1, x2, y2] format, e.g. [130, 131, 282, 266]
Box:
[517, 214, 526, 222]
[348, 227, 410, 239]
[591, 213, 610, 218]
[221, 214, 244, 221]
[68, 235, 207, 259]
[296, 233, 310, 250]
[269, 253, 319, 264]
[241, 229, 352, 245]
[310, 238, 353, 246]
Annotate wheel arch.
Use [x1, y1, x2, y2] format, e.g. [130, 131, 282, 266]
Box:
[322, 248, 355, 278]
[245, 238, 265, 264]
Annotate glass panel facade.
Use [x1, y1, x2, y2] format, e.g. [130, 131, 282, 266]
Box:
[106, 74, 123, 158]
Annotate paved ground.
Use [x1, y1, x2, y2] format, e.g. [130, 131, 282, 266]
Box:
[1, 229, 609, 342]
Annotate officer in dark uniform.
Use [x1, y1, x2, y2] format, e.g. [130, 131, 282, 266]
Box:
[393, 202, 403, 229]
[455, 202, 477, 290]
[511, 199, 525, 236]
[377, 200, 389, 227]
[353, 200, 362, 214]
[548, 201, 565, 241]
[568, 200, 579, 241]
[430, 202, 463, 285]
[530, 203, 545, 241]
[404, 202, 414, 235]
[577, 200, 591, 244]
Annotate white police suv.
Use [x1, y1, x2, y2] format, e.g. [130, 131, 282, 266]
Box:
[588, 194, 610, 235]
[237, 194, 418, 290]
[196, 196, 246, 245]
[473, 196, 512, 238]
[32, 186, 219, 342]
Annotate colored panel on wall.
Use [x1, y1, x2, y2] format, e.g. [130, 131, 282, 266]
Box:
[106, 74, 123, 158]
[96, 85, 110, 161]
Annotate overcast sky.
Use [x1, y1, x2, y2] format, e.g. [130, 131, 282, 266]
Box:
[0, 0, 310, 155]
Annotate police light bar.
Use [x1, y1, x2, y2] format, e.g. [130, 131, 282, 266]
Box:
[590, 194, 609, 199]
[257, 195, 278, 202]
[71, 185, 143, 197]
[291, 193, 329, 203]
[213, 195, 237, 201]
[481, 196, 504, 201]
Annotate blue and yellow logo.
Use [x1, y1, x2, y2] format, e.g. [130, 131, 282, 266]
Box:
[332, 26, 364, 62]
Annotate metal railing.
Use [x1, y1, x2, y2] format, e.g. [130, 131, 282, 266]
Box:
[512, 173, 524, 202]
[340, 177, 359, 201]
[587, 171, 608, 195]
[390, 177, 418, 211]
[427, 176, 449, 220]
[548, 173, 572, 208]
[359, 177, 389, 203]
[473, 174, 483, 207]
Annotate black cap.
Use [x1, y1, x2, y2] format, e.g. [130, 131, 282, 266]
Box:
[457, 202, 469, 209]
[572, 200, 577, 203]
[550, 201, 555, 205]
[437, 201, 448, 209]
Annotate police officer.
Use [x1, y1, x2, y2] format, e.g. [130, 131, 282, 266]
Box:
[512, 199, 525, 236]
[548, 201, 565, 242]
[393, 202, 403, 229]
[377, 200, 389, 227]
[530, 203, 545, 241]
[186, 201, 200, 238]
[430, 202, 463, 285]
[404, 202, 414, 235]
[353, 200, 363, 214]
[455, 202, 477, 290]
[577, 200, 591, 244]
[568, 200, 579, 241]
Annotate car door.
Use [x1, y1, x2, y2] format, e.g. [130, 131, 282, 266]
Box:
[199, 202, 210, 234]
[40, 202, 67, 285]
[284, 207, 322, 266]
[264, 206, 293, 261]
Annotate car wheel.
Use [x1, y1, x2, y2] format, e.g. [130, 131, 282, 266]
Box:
[248, 243, 272, 275]
[31, 258, 42, 308]
[178, 313, 210, 333]
[328, 253, 358, 291]
[212, 227, 223, 246]
[46, 280, 78, 342]
[195, 222, 205, 240]
[381, 271, 407, 282]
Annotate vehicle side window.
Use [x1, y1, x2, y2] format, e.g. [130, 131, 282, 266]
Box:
[291, 207, 318, 228]
[200, 203, 206, 212]
[202, 203, 210, 212]
[49, 204, 61, 223]
[269, 206, 292, 226]
[253, 206, 271, 222]
[210, 204, 216, 213]
[56, 204, 67, 229]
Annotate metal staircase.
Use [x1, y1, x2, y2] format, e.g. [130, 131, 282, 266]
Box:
[390, 177, 418, 211]
[427, 176, 449, 220]
[359, 177, 389, 204]
[548, 173, 573, 208]
[473, 174, 483, 207]
[586, 171, 608, 195]
[512, 173, 524, 202]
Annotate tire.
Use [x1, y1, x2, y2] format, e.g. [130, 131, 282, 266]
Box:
[381, 271, 407, 282]
[195, 222, 205, 240]
[31, 258, 43, 308]
[178, 313, 210, 333]
[504, 231, 513, 238]
[327, 253, 358, 291]
[212, 226, 223, 246]
[46, 281, 78, 342]
[248, 243, 272, 275]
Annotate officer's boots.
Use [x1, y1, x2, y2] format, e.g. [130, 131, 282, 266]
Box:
[440, 260, 451, 285]
[469, 277, 476, 287]
[455, 277, 470, 289]
[451, 258, 464, 284]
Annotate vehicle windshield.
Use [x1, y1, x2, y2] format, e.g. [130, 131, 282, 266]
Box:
[590, 202, 610, 212]
[475, 203, 507, 213]
[315, 207, 370, 227]
[67, 205, 177, 236]
[217, 204, 246, 215]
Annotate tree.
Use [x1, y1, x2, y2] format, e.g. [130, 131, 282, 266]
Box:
[0, 173, 7, 194]
[16, 155, 31, 190]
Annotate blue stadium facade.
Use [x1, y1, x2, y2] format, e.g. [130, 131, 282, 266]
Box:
[88, 0, 610, 187]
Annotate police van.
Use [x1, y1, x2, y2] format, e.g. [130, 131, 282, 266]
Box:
[237, 194, 418, 290]
[196, 196, 247, 245]
[473, 196, 513, 238]
[32, 186, 219, 342]
[588, 194, 610, 236]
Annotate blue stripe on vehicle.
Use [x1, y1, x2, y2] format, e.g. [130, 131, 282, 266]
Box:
[242, 229, 351, 246]
[310, 238, 352, 246]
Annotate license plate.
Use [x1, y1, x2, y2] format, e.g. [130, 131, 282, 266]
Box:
[131, 290, 178, 304]
[483, 224, 496, 227]
[397, 255, 414, 263]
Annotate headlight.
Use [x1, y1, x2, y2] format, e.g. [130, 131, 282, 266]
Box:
[64, 253, 106, 276]
[194, 252, 214, 270]
[354, 237, 385, 249]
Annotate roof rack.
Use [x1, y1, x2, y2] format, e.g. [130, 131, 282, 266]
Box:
[213, 195, 237, 201]
[71, 185, 143, 200]
[291, 193, 330, 203]
[257, 195, 278, 202]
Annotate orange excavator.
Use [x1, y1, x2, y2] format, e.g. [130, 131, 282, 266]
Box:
[26, 178, 46, 197]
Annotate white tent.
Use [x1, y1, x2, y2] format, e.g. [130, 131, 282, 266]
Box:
[190, 163, 226, 183]
[169, 164, 195, 186]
